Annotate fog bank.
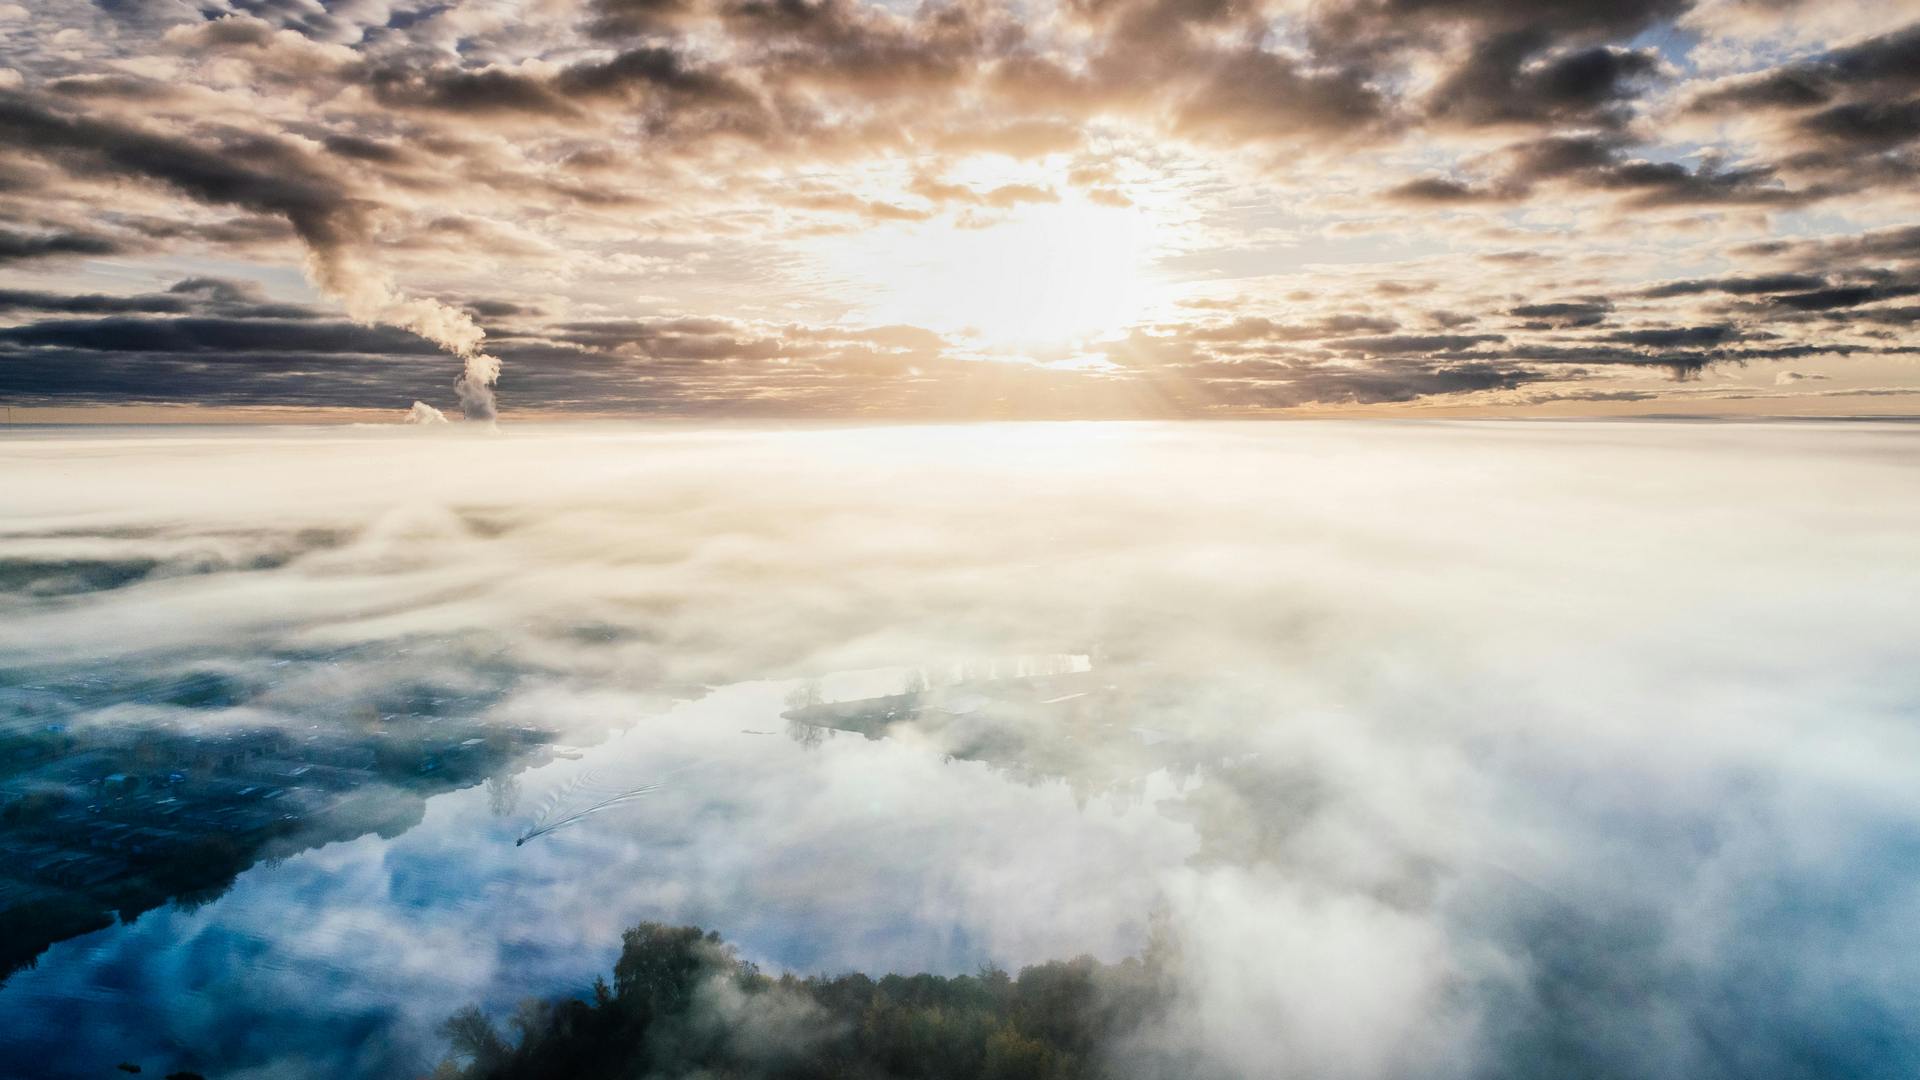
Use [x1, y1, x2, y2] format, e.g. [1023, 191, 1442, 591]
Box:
[2, 421, 1917, 1079]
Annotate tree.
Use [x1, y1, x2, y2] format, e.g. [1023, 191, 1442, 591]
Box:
[784, 680, 824, 711]
[440, 1005, 509, 1069]
[613, 923, 727, 1015]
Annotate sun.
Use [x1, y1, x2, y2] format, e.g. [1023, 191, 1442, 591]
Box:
[813, 188, 1163, 351]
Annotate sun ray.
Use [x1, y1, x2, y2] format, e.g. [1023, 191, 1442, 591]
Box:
[809, 185, 1167, 352]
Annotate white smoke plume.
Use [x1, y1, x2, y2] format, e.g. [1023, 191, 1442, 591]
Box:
[305, 248, 501, 423]
[454, 351, 503, 423]
[0, 87, 505, 422]
[404, 401, 449, 425]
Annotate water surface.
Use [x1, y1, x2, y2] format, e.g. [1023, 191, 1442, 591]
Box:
[2, 421, 1918, 1079]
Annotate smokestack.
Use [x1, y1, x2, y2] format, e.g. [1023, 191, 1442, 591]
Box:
[305, 249, 501, 423]
[455, 351, 501, 423]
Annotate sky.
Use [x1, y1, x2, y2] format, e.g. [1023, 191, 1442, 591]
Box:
[0, 0, 1918, 419]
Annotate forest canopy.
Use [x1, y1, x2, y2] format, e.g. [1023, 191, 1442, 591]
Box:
[435, 922, 1174, 1080]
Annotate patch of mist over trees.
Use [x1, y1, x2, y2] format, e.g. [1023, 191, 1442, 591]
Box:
[433, 921, 1177, 1080]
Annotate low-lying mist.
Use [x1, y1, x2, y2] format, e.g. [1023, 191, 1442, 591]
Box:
[2, 420, 1917, 1079]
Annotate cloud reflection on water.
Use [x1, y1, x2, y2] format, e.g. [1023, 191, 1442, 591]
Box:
[0, 421, 1917, 1079]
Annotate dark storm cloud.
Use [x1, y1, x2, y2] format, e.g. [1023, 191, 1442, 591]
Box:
[1501, 133, 1817, 207]
[1510, 300, 1613, 327]
[552, 46, 757, 106]
[1091, 318, 1562, 406]
[717, 0, 1000, 93]
[1796, 99, 1920, 150]
[407, 0, 1392, 155]
[0, 278, 1560, 414]
[0, 346, 446, 408]
[44, 0, 1829, 239]
[1592, 158, 1813, 208]
[1640, 274, 1828, 298]
[1388, 130, 1829, 210]
[0, 289, 192, 315]
[1686, 22, 1920, 114]
[366, 66, 583, 119]
[1303, 0, 1688, 76]
[0, 278, 319, 319]
[0, 91, 363, 252]
[321, 134, 415, 165]
[1178, 314, 1402, 343]
[0, 316, 440, 354]
[1424, 40, 1662, 130]
[1605, 324, 1743, 347]
[1841, 305, 1920, 327]
[1670, 21, 1920, 199]
[87, 0, 200, 28]
[0, 283, 457, 415]
[376, 0, 1400, 151]
[1743, 225, 1920, 269]
[1215, 360, 1549, 408]
[223, 0, 357, 42]
[0, 302, 998, 414]
[168, 276, 279, 305]
[45, 73, 184, 101]
[1764, 282, 1920, 312]
[1500, 132, 1625, 182]
[2, 274, 1911, 415]
[1332, 333, 1506, 354]
[1292, 0, 1690, 152]
[4, 291, 977, 414]
[1092, 257, 1920, 403]
[1479, 339, 1865, 377]
[1381, 176, 1513, 204]
[0, 228, 125, 263]
[464, 299, 542, 319]
[585, 0, 702, 39]
[1689, 69, 1830, 111]
[354, 43, 778, 151]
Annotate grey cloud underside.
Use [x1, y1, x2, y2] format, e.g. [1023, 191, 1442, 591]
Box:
[0, 229, 126, 262]
[1686, 23, 1920, 114]
[3, 260, 1916, 413]
[1389, 16, 1920, 208]
[0, 93, 364, 253]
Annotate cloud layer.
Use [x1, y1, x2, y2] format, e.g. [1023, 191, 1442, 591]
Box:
[2, 423, 1918, 1077]
[0, 0, 1918, 415]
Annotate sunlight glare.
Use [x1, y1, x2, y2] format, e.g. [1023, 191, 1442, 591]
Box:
[818, 194, 1160, 352]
